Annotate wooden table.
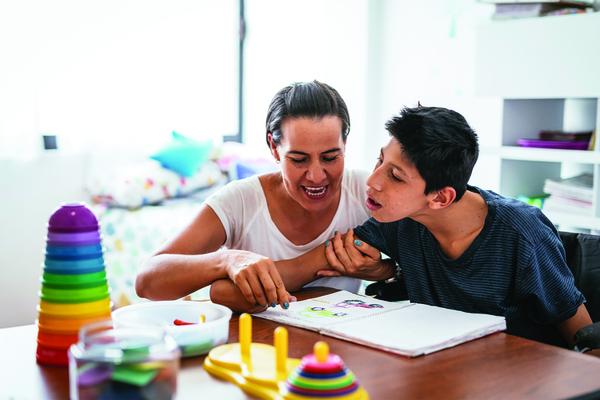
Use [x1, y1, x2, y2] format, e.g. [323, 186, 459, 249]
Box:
[2, 287, 600, 400]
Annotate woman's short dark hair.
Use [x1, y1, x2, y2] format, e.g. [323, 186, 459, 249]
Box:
[265, 80, 350, 149]
[385, 105, 479, 202]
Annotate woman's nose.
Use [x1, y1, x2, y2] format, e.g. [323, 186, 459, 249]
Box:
[306, 161, 326, 183]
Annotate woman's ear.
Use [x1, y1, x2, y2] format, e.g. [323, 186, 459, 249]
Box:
[267, 133, 280, 162]
[429, 187, 456, 210]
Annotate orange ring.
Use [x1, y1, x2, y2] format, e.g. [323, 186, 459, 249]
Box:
[36, 313, 112, 334]
[36, 331, 79, 350]
[37, 298, 112, 319]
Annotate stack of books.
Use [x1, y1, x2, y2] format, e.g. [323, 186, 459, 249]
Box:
[542, 173, 594, 216]
[476, 0, 593, 20]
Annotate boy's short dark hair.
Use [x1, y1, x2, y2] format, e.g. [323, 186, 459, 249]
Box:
[265, 80, 350, 149]
[385, 105, 479, 202]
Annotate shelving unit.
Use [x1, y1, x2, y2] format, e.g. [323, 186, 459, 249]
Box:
[475, 12, 600, 233]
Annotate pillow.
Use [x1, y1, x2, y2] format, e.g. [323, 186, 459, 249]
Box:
[150, 131, 213, 177]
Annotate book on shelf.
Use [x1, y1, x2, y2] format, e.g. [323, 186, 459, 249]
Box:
[254, 290, 506, 358]
[491, 3, 588, 19]
[543, 173, 593, 203]
[477, 0, 593, 5]
[542, 195, 593, 216]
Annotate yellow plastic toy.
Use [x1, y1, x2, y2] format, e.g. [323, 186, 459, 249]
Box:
[203, 313, 369, 400]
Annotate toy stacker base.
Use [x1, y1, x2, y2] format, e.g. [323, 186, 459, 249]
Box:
[204, 342, 369, 400]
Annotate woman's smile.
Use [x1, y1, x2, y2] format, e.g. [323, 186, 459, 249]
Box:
[302, 184, 329, 200]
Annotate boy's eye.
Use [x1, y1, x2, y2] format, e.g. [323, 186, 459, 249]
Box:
[391, 173, 402, 182]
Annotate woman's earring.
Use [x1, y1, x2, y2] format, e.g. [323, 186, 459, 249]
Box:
[275, 160, 280, 164]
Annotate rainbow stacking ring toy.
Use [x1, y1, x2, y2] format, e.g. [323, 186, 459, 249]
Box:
[285, 342, 361, 398]
[35, 203, 112, 367]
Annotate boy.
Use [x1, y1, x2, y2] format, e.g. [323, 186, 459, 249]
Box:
[320, 105, 591, 348]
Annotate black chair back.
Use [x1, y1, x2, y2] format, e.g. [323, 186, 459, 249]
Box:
[559, 231, 600, 323]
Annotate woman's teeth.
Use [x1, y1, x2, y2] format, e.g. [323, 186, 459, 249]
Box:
[303, 186, 327, 197]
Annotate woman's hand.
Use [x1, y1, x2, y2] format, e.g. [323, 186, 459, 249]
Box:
[318, 229, 392, 280]
[224, 250, 293, 308]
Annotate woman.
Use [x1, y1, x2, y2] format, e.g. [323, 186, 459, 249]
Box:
[135, 81, 371, 313]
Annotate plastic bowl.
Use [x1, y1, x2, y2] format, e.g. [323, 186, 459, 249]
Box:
[41, 270, 107, 289]
[112, 301, 232, 357]
[38, 298, 112, 319]
[39, 284, 110, 304]
[47, 203, 99, 233]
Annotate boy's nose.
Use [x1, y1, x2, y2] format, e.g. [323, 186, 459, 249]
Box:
[366, 167, 383, 191]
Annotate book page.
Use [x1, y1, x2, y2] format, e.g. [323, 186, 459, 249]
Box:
[255, 291, 506, 358]
[255, 291, 409, 331]
[325, 303, 506, 357]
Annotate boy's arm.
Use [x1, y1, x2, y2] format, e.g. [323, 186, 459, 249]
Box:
[556, 303, 593, 348]
[318, 228, 396, 280]
[210, 230, 394, 312]
[210, 240, 334, 312]
[209, 278, 297, 313]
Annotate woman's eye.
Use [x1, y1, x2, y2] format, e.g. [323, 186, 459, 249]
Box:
[290, 158, 306, 164]
[323, 156, 338, 162]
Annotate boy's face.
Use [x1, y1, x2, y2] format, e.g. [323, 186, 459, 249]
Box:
[365, 138, 435, 223]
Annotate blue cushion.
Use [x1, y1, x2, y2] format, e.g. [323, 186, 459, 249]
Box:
[150, 131, 213, 177]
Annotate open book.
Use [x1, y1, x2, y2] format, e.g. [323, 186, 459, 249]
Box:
[254, 291, 506, 358]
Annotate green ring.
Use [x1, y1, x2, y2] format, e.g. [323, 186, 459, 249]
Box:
[41, 270, 107, 289]
[39, 285, 110, 304]
[287, 372, 355, 390]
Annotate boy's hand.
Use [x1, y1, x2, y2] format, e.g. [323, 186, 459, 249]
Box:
[225, 250, 292, 309]
[318, 228, 384, 279]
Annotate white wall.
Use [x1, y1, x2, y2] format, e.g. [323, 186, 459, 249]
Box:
[0, 0, 500, 328]
[0, 154, 89, 328]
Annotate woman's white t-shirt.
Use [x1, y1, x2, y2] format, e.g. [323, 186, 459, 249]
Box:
[204, 169, 372, 292]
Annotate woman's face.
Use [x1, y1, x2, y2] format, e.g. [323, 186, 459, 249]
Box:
[271, 116, 346, 213]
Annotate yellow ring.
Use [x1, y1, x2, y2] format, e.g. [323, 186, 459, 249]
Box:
[37, 298, 112, 319]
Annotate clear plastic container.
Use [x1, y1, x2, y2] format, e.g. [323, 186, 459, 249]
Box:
[68, 320, 180, 400]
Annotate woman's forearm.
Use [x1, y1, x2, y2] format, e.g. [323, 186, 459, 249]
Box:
[135, 252, 229, 301]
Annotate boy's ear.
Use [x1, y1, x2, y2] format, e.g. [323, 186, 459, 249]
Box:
[429, 187, 456, 210]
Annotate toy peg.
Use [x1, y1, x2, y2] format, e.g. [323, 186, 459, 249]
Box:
[240, 313, 252, 365]
[199, 314, 205, 324]
[314, 341, 329, 363]
[274, 327, 288, 377]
